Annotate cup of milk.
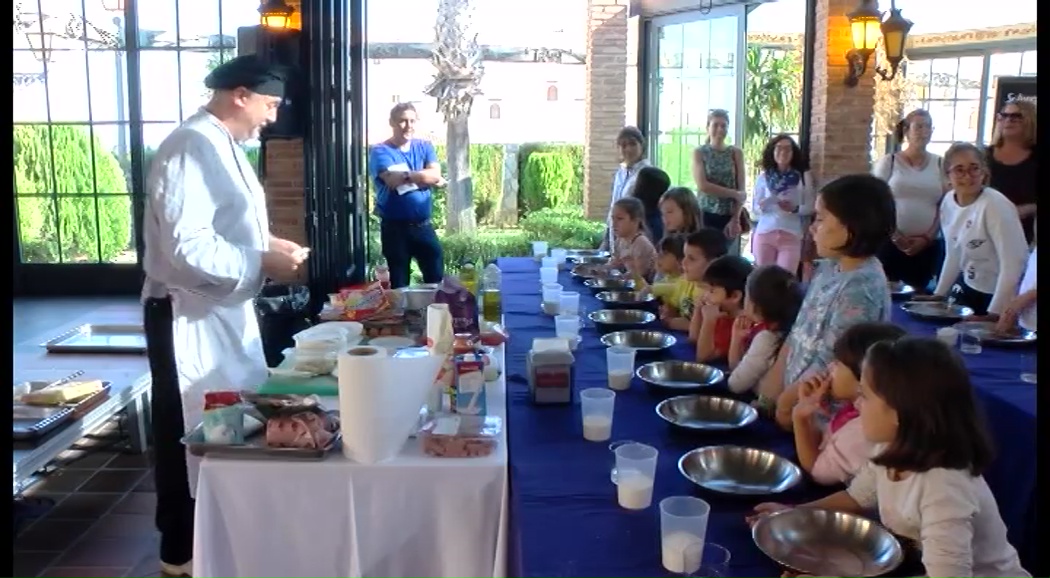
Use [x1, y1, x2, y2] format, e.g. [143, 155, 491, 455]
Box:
[611, 442, 658, 510]
[580, 388, 616, 442]
[606, 345, 636, 391]
[659, 496, 711, 574]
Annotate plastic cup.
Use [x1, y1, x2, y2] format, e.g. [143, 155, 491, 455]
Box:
[550, 248, 568, 264]
[540, 266, 558, 285]
[541, 283, 563, 305]
[660, 496, 711, 574]
[531, 241, 549, 257]
[1020, 349, 1037, 383]
[555, 314, 580, 340]
[612, 442, 658, 509]
[559, 291, 581, 316]
[692, 543, 732, 577]
[606, 346, 636, 391]
[541, 256, 558, 269]
[608, 439, 637, 483]
[936, 327, 959, 348]
[959, 328, 982, 354]
[580, 388, 616, 442]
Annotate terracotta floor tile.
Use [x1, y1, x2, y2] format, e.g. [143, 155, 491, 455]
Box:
[15, 518, 95, 553]
[90, 514, 158, 540]
[110, 492, 155, 515]
[55, 536, 157, 568]
[46, 492, 123, 519]
[80, 470, 148, 493]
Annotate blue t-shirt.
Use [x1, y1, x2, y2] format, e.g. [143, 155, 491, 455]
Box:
[369, 139, 439, 222]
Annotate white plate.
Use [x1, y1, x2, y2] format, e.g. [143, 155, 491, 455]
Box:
[368, 336, 417, 352]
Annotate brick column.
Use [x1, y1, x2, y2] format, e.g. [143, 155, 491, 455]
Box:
[583, 0, 629, 220]
[808, 0, 876, 183]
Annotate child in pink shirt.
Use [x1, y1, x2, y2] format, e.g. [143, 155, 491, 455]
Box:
[791, 322, 907, 485]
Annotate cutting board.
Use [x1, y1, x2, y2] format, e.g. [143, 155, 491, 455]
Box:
[257, 374, 339, 397]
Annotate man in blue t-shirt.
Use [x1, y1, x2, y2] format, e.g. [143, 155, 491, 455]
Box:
[368, 102, 446, 288]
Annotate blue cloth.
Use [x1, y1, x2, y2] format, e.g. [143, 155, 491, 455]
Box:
[499, 257, 1037, 577]
[368, 139, 439, 222]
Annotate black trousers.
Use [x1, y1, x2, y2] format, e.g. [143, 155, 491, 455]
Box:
[144, 297, 194, 565]
[949, 274, 994, 317]
[701, 211, 735, 252]
[877, 238, 942, 292]
[380, 219, 444, 289]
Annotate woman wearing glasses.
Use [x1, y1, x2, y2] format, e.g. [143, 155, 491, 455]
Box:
[913, 142, 1028, 319]
[987, 99, 1037, 244]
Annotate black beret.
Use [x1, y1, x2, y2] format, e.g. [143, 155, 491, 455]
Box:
[204, 54, 286, 98]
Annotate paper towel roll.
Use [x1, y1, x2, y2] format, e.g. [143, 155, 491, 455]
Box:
[346, 345, 385, 357]
[337, 350, 443, 464]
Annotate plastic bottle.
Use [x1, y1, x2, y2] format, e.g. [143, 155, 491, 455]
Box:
[459, 262, 479, 297]
[481, 263, 503, 323]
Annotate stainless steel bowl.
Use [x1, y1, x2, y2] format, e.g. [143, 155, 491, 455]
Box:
[678, 445, 802, 495]
[635, 361, 723, 390]
[588, 309, 656, 331]
[596, 290, 656, 307]
[900, 300, 974, 321]
[571, 264, 617, 280]
[655, 395, 758, 430]
[583, 278, 635, 292]
[752, 508, 904, 577]
[954, 321, 1037, 347]
[566, 249, 610, 262]
[887, 281, 916, 301]
[573, 255, 609, 265]
[600, 330, 676, 352]
[401, 286, 437, 310]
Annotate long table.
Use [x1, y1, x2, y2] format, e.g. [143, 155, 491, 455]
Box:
[498, 257, 1037, 577]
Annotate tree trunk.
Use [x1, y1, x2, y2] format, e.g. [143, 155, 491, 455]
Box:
[498, 144, 519, 225]
[445, 115, 476, 233]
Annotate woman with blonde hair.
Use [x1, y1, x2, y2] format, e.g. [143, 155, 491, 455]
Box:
[987, 98, 1036, 243]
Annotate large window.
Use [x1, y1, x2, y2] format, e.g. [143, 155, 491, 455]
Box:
[904, 49, 1036, 156]
[13, 0, 262, 293]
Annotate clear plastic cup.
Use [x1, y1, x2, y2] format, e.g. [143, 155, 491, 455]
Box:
[541, 256, 558, 270]
[555, 314, 580, 340]
[550, 248, 568, 264]
[559, 291, 581, 316]
[936, 327, 959, 348]
[960, 328, 982, 354]
[612, 442, 658, 509]
[531, 241, 549, 257]
[541, 283, 563, 306]
[693, 543, 732, 577]
[1020, 349, 1037, 383]
[606, 345, 636, 391]
[660, 496, 711, 574]
[608, 439, 637, 483]
[540, 266, 558, 284]
[580, 388, 616, 442]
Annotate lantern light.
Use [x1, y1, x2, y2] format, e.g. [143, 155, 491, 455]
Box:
[844, 0, 913, 86]
[259, 0, 295, 29]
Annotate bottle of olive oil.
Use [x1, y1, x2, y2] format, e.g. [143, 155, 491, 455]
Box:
[459, 261, 479, 297]
[481, 263, 503, 323]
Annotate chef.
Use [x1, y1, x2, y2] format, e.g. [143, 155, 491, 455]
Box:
[140, 54, 307, 577]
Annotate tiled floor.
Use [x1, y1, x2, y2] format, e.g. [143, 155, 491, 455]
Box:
[15, 421, 165, 578]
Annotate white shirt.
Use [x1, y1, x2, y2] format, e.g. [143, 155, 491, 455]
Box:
[847, 460, 1030, 578]
[605, 159, 650, 248]
[1018, 248, 1037, 331]
[727, 329, 779, 393]
[750, 171, 814, 237]
[934, 187, 1029, 315]
[873, 152, 948, 236]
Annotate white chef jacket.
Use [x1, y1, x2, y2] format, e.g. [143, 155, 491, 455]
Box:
[141, 108, 271, 496]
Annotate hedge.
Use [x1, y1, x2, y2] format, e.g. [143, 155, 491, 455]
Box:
[14, 125, 131, 263]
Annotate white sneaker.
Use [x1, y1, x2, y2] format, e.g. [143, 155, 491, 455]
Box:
[160, 560, 193, 577]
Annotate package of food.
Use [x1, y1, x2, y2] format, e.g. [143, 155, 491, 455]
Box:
[21, 379, 105, 406]
[289, 349, 338, 376]
[479, 321, 510, 347]
[433, 276, 480, 336]
[293, 322, 363, 351]
[419, 414, 503, 458]
[337, 281, 391, 321]
[265, 410, 338, 449]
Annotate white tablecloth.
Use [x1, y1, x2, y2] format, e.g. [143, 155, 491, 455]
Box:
[192, 352, 509, 578]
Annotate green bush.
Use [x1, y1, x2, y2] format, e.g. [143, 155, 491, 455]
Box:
[518, 143, 584, 213]
[14, 125, 131, 263]
[433, 143, 504, 225]
[520, 207, 605, 249]
[520, 152, 576, 213]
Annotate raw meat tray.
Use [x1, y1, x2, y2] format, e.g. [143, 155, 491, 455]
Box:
[42, 323, 147, 354]
[13, 378, 112, 441]
[181, 412, 341, 461]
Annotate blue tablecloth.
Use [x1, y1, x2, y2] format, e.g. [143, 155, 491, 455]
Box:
[498, 257, 1038, 577]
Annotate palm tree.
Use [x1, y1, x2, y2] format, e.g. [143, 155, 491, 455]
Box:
[742, 44, 802, 186]
[425, 0, 485, 234]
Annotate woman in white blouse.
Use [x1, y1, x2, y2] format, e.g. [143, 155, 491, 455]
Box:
[599, 126, 650, 250]
[750, 135, 813, 275]
[872, 109, 949, 292]
[916, 142, 1028, 318]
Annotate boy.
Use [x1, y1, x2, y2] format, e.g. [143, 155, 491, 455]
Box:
[694, 255, 754, 362]
[653, 234, 685, 284]
[638, 228, 727, 339]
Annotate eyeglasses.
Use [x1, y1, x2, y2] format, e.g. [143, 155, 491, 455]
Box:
[948, 164, 982, 177]
[997, 112, 1024, 121]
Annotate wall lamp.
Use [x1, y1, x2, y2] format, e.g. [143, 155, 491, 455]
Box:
[844, 0, 913, 87]
[259, 0, 295, 29]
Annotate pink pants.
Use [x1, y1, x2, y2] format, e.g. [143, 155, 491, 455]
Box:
[752, 230, 802, 274]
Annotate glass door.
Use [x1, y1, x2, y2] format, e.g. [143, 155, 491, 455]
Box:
[646, 6, 746, 188]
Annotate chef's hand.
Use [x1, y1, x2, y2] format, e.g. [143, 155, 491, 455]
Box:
[270, 237, 303, 256]
[263, 249, 307, 281]
[746, 502, 792, 527]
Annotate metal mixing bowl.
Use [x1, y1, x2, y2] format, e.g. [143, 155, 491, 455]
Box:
[900, 301, 974, 321]
[596, 290, 656, 308]
[953, 321, 1037, 347]
[584, 278, 635, 292]
[571, 264, 617, 280]
[600, 330, 676, 352]
[566, 249, 610, 263]
[588, 309, 656, 333]
[400, 286, 437, 310]
[752, 508, 904, 577]
[678, 445, 802, 495]
[635, 361, 723, 390]
[655, 395, 757, 430]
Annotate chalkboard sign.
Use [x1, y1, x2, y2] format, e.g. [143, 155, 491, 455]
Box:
[992, 75, 1037, 115]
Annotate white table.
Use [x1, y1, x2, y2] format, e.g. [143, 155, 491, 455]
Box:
[193, 350, 509, 578]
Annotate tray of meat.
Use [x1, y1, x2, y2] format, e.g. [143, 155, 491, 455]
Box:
[182, 409, 341, 460]
[419, 414, 503, 458]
